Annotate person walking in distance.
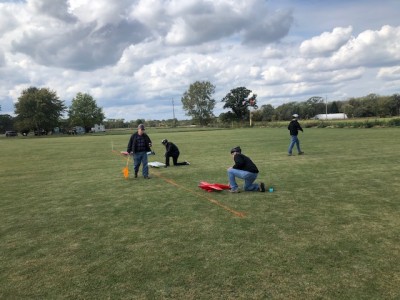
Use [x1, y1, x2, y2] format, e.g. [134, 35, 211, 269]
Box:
[287, 114, 304, 156]
[127, 124, 152, 179]
[227, 146, 265, 193]
[161, 139, 190, 167]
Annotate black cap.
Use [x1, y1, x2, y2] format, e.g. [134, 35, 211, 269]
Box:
[230, 146, 241, 154]
[162, 139, 168, 145]
[138, 124, 145, 130]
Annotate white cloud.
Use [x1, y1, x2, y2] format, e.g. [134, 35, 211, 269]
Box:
[331, 25, 400, 68]
[300, 26, 353, 56]
[377, 66, 400, 80]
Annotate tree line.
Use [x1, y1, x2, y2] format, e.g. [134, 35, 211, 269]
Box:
[179, 81, 400, 125]
[1, 82, 399, 134]
[0, 87, 104, 135]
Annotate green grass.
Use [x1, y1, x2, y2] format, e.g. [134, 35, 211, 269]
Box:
[1, 128, 400, 299]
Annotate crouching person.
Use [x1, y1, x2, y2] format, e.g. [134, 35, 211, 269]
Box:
[227, 146, 265, 193]
[161, 139, 190, 167]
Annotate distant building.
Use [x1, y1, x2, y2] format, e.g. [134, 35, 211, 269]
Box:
[314, 113, 348, 120]
[91, 124, 106, 133]
[68, 126, 85, 135]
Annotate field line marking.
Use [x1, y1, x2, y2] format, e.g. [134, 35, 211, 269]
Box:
[152, 170, 246, 218]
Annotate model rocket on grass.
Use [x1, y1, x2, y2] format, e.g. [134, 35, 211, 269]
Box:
[198, 182, 231, 192]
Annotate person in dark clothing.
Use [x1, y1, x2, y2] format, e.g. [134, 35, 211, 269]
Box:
[127, 124, 152, 179]
[287, 114, 304, 156]
[227, 146, 265, 193]
[161, 139, 190, 167]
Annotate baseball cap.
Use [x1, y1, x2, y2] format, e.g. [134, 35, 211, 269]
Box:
[138, 124, 145, 130]
[162, 139, 168, 145]
[230, 146, 241, 154]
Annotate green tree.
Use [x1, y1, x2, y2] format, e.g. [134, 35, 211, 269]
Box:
[135, 119, 145, 127]
[14, 87, 66, 133]
[390, 94, 400, 116]
[221, 87, 254, 121]
[274, 102, 298, 120]
[330, 101, 339, 113]
[0, 114, 14, 133]
[303, 96, 325, 119]
[341, 103, 354, 117]
[181, 81, 216, 126]
[68, 93, 105, 132]
[259, 104, 275, 122]
[104, 119, 126, 129]
[219, 111, 237, 124]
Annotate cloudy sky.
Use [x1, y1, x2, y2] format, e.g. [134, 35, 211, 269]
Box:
[1, 0, 399, 121]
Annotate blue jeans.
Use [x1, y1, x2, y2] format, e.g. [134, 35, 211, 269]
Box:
[288, 135, 301, 154]
[134, 151, 149, 177]
[228, 168, 259, 191]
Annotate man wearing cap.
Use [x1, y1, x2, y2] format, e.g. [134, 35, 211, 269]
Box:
[127, 124, 153, 179]
[161, 139, 190, 167]
[288, 114, 304, 156]
[228, 146, 265, 193]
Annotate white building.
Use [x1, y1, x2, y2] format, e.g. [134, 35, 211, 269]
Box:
[91, 124, 106, 132]
[314, 113, 348, 120]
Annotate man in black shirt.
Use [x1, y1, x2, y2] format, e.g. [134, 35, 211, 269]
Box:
[227, 146, 265, 193]
[161, 139, 190, 167]
[287, 114, 304, 156]
[127, 124, 152, 178]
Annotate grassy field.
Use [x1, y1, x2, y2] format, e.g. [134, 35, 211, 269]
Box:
[1, 128, 400, 299]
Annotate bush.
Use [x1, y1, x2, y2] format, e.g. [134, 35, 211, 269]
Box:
[388, 118, 400, 126]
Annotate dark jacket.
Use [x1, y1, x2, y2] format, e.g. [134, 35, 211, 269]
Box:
[165, 142, 180, 157]
[127, 132, 152, 154]
[288, 119, 303, 136]
[232, 153, 259, 173]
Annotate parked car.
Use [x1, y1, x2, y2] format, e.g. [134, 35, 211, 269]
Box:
[5, 130, 18, 137]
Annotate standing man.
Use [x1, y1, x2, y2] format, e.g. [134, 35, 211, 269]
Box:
[127, 124, 152, 179]
[161, 139, 190, 167]
[288, 114, 304, 156]
[227, 146, 265, 193]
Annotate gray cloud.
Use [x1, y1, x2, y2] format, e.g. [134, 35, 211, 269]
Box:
[28, 0, 76, 22]
[11, 20, 150, 70]
[242, 9, 293, 45]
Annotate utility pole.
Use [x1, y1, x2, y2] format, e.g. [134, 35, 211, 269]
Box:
[325, 95, 328, 119]
[172, 98, 176, 127]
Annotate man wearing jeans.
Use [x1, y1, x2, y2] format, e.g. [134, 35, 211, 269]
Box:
[227, 146, 265, 193]
[288, 114, 304, 156]
[127, 124, 153, 179]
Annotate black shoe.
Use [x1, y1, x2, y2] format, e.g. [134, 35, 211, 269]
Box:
[144, 176, 151, 179]
[259, 182, 265, 192]
[134, 173, 138, 178]
[298, 151, 304, 155]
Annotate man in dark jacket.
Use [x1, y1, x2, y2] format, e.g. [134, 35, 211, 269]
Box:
[127, 124, 152, 178]
[161, 139, 190, 167]
[287, 114, 304, 156]
[227, 146, 265, 193]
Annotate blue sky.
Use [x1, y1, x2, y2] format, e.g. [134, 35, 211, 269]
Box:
[1, 0, 399, 121]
